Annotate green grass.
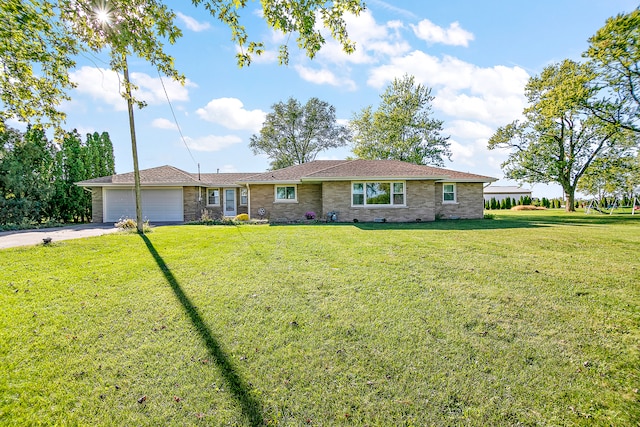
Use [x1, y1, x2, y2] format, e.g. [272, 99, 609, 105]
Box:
[1, 211, 639, 426]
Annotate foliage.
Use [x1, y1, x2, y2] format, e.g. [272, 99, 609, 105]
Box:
[0, 125, 56, 224]
[234, 213, 249, 221]
[350, 74, 451, 166]
[249, 97, 350, 169]
[584, 8, 640, 134]
[488, 60, 635, 212]
[114, 217, 137, 229]
[578, 153, 640, 199]
[1, 0, 364, 130]
[305, 211, 316, 220]
[115, 217, 150, 232]
[0, 124, 114, 226]
[0, 0, 78, 130]
[1, 214, 638, 425]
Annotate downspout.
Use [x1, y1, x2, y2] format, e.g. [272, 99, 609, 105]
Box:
[246, 184, 251, 219]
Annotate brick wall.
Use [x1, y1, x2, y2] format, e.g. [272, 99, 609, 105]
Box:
[435, 182, 484, 219]
[321, 180, 436, 222]
[248, 183, 322, 221]
[91, 188, 104, 223]
[183, 186, 205, 222]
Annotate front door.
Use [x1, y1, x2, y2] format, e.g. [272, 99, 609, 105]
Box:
[224, 188, 236, 217]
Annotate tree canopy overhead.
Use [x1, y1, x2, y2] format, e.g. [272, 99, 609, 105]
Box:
[585, 8, 640, 133]
[249, 97, 350, 170]
[350, 75, 451, 166]
[1, 0, 365, 129]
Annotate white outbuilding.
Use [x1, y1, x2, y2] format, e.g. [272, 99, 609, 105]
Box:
[483, 185, 532, 202]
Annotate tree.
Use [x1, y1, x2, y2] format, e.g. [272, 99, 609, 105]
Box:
[52, 130, 88, 222]
[584, 8, 640, 134]
[488, 60, 634, 212]
[85, 132, 116, 179]
[0, 125, 56, 225]
[1, 0, 365, 130]
[350, 74, 451, 166]
[0, 0, 78, 130]
[249, 97, 350, 169]
[578, 153, 640, 201]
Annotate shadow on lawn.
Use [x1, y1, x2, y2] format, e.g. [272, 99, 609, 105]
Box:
[272, 218, 545, 230]
[140, 234, 263, 426]
[270, 213, 638, 230]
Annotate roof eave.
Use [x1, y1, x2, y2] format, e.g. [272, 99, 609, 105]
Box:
[436, 178, 498, 183]
[239, 180, 303, 185]
[74, 182, 199, 187]
[300, 175, 450, 182]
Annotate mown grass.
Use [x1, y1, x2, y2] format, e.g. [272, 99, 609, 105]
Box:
[1, 211, 638, 426]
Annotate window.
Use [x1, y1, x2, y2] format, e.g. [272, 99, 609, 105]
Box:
[275, 185, 297, 202]
[352, 182, 405, 207]
[443, 183, 456, 203]
[207, 188, 220, 205]
[240, 188, 248, 205]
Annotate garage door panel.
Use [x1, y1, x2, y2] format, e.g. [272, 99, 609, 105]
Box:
[104, 188, 183, 222]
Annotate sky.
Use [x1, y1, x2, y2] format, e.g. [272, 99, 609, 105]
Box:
[21, 0, 640, 198]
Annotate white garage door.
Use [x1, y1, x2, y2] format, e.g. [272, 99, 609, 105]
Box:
[104, 188, 184, 222]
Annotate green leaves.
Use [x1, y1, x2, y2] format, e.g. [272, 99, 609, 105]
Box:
[488, 60, 634, 211]
[0, 0, 78, 129]
[2, 0, 365, 131]
[350, 74, 451, 166]
[249, 97, 350, 169]
[585, 8, 640, 133]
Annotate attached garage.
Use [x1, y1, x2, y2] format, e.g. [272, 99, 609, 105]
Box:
[103, 187, 184, 222]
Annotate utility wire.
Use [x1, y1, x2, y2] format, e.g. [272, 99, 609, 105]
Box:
[157, 69, 198, 167]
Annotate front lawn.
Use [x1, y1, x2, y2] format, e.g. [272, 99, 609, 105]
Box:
[1, 212, 638, 426]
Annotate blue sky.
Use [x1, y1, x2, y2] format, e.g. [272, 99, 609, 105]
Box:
[25, 0, 639, 197]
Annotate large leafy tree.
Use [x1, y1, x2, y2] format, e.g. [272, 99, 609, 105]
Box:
[0, 125, 56, 225]
[249, 97, 350, 169]
[1, 0, 365, 130]
[0, 124, 115, 225]
[585, 8, 640, 133]
[52, 130, 87, 222]
[488, 60, 635, 212]
[84, 131, 115, 179]
[577, 153, 640, 201]
[350, 74, 451, 166]
[0, 0, 78, 129]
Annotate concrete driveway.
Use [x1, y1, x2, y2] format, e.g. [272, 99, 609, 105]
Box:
[0, 224, 120, 249]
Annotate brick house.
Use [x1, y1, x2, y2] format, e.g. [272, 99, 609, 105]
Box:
[76, 159, 496, 223]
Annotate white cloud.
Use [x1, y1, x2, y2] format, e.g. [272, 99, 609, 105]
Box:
[411, 19, 474, 47]
[152, 118, 178, 130]
[294, 65, 357, 90]
[70, 67, 125, 110]
[70, 66, 196, 111]
[184, 135, 242, 152]
[449, 138, 476, 165]
[196, 98, 266, 132]
[444, 120, 494, 140]
[176, 12, 210, 32]
[366, 50, 528, 125]
[130, 72, 194, 104]
[316, 10, 411, 65]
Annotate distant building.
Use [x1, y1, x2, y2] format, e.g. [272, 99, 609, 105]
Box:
[483, 185, 532, 202]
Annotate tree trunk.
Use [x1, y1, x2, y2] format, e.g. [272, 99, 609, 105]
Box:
[565, 189, 576, 212]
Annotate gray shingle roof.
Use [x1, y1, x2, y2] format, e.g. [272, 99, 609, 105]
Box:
[76, 160, 496, 187]
[240, 160, 496, 183]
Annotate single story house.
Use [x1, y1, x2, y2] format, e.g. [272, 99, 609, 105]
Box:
[76, 159, 496, 223]
[483, 185, 532, 203]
